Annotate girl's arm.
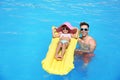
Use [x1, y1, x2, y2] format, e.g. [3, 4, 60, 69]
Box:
[52, 28, 60, 38]
[71, 28, 79, 39]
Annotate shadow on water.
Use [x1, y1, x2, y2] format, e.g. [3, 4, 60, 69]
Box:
[0, 66, 6, 80]
[43, 73, 66, 80]
[73, 54, 89, 79]
[0, 74, 6, 80]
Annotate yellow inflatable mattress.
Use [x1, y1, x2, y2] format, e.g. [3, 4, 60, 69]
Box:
[41, 27, 78, 75]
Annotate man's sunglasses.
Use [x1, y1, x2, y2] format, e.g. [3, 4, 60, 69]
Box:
[80, 28, 88, 31]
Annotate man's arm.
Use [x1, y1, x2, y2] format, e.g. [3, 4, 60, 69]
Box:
[89, 39, 96, 53]
[78, 37, 84, 43]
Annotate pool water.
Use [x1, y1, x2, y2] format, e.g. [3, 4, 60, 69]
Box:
[0, 0, 120, 80]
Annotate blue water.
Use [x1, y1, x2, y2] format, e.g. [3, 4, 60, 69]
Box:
[0, 0, 120, 80]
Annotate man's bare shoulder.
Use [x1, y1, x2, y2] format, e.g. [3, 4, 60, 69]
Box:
[88, 36, 96, 44]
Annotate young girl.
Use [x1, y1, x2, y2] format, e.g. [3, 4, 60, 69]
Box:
[52, 22, 78, 61]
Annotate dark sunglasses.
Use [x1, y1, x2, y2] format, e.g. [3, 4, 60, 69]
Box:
[63, 27, 68, 30]
[80, 28, 88, 31]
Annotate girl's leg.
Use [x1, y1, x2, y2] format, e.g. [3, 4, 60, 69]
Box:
[55, 42, 62, 60]
[59, 43, 69, 60]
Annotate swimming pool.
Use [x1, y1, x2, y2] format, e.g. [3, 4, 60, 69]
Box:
[0, 0, 120, 80]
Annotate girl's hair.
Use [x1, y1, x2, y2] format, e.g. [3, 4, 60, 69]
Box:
[62, 25, 70, 33]
[56, 24, 77, 34]
[56, 24, 71, 33]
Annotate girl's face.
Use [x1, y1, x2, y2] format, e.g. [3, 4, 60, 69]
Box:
[62, 27, 69, 33]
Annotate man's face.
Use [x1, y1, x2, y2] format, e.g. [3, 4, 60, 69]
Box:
[80, 25, 89, 37]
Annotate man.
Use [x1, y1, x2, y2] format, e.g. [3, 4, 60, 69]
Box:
[75, 22, 96, 67]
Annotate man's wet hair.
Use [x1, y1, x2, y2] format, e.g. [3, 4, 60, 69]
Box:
[80, 22, 89, 28]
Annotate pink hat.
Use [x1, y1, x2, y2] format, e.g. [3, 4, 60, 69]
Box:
[56, 22, 77, 34]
